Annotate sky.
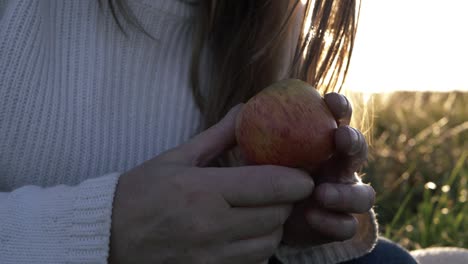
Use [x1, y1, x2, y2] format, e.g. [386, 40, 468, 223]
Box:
[343, 0, 468, 93]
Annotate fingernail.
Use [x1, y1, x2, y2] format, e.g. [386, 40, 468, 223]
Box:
[367, 185, 376, 209]
[348, 127, 361, 155]
[338, 94, 349, 117]
[324, 93, 348, 117]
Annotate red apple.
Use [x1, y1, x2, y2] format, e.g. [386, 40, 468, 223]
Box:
[235, 79, 337, 171]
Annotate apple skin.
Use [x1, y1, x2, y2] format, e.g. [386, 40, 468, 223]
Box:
[235, 79, 338, 171]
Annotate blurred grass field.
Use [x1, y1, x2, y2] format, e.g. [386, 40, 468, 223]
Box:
[361, 91, 467, 250]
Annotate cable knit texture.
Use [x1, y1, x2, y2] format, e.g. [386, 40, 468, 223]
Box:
[0, 0, 201, 263]
[0, 0, 377, 263]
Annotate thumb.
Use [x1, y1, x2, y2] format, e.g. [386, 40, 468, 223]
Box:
[162, 104, 244, 166]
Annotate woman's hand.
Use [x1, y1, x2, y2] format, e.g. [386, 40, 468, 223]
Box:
[109, 105, 314, 264]
[282, 93, 376, 246]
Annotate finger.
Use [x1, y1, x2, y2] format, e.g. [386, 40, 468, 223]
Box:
[223, 228, 283, 263]
[282, 199, 355, 246]
[335, 125, 367, 157]
[160, 104, 243, 166]
[315, 126, 367, 183]
[203, 165, 314, 207]
[324, 92, 352, 126]
[314, 183, 375, 213]
[226, 205, 292, 241]
[305, 207, 358, 241]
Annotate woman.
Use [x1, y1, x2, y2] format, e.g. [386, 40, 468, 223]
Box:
[0, 0, 417, 263]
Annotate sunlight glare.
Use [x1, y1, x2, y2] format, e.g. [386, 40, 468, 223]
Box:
[344, 0, 468, 93]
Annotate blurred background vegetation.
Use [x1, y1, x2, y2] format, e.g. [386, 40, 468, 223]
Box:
[361, 91, 467, 250]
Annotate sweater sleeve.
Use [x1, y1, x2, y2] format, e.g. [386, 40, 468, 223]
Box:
[274, 175, 380, 264]
[275, 210, 379, 264]
[0, 173, 121, 264]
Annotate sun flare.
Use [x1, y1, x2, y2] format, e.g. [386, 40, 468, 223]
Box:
[344, 0, 468, 93]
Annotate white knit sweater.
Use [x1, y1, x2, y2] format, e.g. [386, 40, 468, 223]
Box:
[0, 0, 377, 263]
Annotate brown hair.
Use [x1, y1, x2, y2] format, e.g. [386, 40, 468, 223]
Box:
[102, 0, 361, 130]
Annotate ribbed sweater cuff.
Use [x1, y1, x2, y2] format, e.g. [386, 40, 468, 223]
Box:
[275, 210, 379, 264]
[68, 173, 121, 263]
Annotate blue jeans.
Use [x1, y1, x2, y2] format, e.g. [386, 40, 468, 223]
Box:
[269, 238, 418, 264]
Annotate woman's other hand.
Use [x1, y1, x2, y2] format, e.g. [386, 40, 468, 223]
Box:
[109, 105, 314, 264]
[282, 93, 376, 246]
